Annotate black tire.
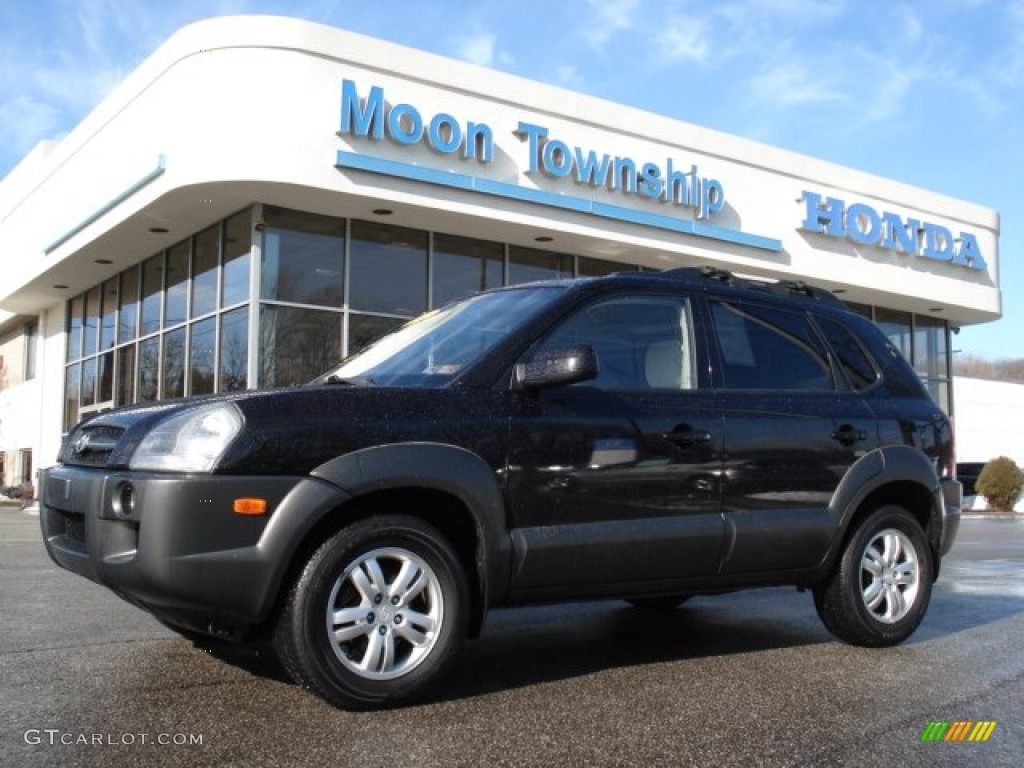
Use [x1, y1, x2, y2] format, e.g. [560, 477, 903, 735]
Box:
[625, 595, 690, 611]
[274, 515, 469, 710]
[813, 505, 933, 647]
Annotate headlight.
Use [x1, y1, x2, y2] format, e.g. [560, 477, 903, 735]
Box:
[130, 402, 244, 472]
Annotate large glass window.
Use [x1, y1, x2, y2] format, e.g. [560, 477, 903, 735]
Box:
[189, 318, 216, 396]
[162, 327, 187, 399]
[875, 308, 912, 361]
[432, 234, 503, 307]
[192, 224, 220, 318]
[219, 307, 248, 392]
[140, 254, 163, 337]
[66, 295, 84, 362]
[508, 246, 572, 285]
[99, 278, 118, 351]
[64, 364, 80, 431]
[138, 336, 160, 402]
[223, 210, 252, 308]
[350, 221, 427, 315]
[83, 286, 100, 358]
[259, 305, 341, 388]
[261, 207, 345, 307]
[116, 345, 135, 406]
[118, 266, 139, 343]
[164, 240, 190, 328]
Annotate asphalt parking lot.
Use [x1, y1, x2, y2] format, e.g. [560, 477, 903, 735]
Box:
[2, 506, 1022, 767]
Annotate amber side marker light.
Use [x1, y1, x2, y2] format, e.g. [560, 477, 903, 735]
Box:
[233, 498, 268, 516]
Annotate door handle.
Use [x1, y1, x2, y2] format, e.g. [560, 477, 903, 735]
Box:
[831, 424, 868, 447]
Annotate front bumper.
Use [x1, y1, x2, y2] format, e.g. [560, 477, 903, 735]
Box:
[40, 465, 348, 639]
[939, 477, 962, 557]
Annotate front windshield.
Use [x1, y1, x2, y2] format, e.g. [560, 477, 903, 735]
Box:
[316, 286, 566, 387]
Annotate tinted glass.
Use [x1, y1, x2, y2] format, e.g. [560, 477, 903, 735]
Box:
[83, 286, 100, 356]
[508, 246, 572, 285]
[67, 295, 84, 361]
[116, 344, 135, 406]
[350, 221, 427, 315]
[538, 296, 696, 390]
[190, 317, 216, 395]
[64, 364, 80, 431]
[875, 308, 911, 361]
[262, 208, 345, 307]
[99, 279, 117, 351]
[140, 254, 163, 337]
[138, 337, 160, 401]
[432, 234, 503, 307]
[162, 326, 187, 399]
[219, 307, 248, 392]
[711, 302, 832, 390]
[223, 210, 252, 307]
[259, 305, 341, 387]
[192, 225, 219, 318]
[816, 316, 879, 390]
[349, 314, 406, 356]
[118, 266, 139, 343]
[164, 241, 190, 327]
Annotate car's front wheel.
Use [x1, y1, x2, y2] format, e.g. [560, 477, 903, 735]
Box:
[814, 505, 933, 647]
[274, 515, 469, 709]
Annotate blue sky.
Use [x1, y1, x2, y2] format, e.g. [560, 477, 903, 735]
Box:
[1, 0, 1020, 359]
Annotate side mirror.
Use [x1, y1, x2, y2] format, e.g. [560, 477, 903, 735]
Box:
[514, 344, 598, 390]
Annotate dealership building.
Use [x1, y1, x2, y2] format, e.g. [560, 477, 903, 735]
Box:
[0, 16, 1002, 490]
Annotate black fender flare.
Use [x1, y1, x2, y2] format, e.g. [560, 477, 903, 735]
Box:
[818, 445, 944, 576]
[309, 442, 511, 611]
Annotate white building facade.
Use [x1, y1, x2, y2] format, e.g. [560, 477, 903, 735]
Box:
[0, 16, 1002, 487]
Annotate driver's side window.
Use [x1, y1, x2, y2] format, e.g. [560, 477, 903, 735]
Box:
[536, 295, 696, 390]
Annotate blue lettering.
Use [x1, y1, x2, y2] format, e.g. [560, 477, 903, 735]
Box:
[662, 161, 695, 206]
[953, 233, 987, 270]
[801, 191, 847, 237]
[465, 122, 493, 162]
[922, 223, 955, 261]
[574, 149, 613, 187]
[846, 203, 882, 245]
[638, 163, 662, 199]
[699, 178, 725, 220]
[881, 211, 920, 253]
[428, 113, 462, 154]
[340, 79, 384, 139]
[542, 139, 574, 177]
[516, 121, 548, 174]
[387, 103, 422, 145]
[613, 156, 637, 193]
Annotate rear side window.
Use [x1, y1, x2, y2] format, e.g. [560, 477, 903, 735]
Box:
[710, 301, 832, 391]
[815, 315, 879, 391]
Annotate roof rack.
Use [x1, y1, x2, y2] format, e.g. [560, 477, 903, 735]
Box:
[654, 266, 845, 307]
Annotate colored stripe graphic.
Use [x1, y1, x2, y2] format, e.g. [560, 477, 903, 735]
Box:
[921, 720, 997, 742]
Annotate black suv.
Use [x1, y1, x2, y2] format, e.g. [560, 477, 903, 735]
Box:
[40, 267, 960, 709]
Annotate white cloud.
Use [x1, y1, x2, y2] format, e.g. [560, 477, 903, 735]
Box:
[583, 0, 639, 49]
[749, 60, 845, 108]
[456, 30, 498, 67]
[655, 16, 712, 64]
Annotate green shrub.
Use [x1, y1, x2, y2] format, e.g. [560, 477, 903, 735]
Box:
[975, 456, 1024, 513]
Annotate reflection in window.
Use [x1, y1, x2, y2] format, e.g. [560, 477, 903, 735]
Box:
[81, 357, 97, 408]
[262, 208, 345, 307]
[139, 337, 160, 402]
[350, 221, 427, 315]
[508, 246, 572, 285]
[259, 305, 340, 387]
[116, 345, 135, 406]
[219, 307, 248, 392]
[190, 318, 216, 396]
[432, 234, 503, 307]
[712, 302, 831, 390]
[162, 327, 186, 399]
[165, 241, 189, 328]
[140, 254, 163, 337]
[348, 314, 406, 356]
[223, 210, 252, 308]
[192, 224, 219, 318]
[67, 295, 84, 362]
[578, 256, 633, 277]
[98, 351, 114, 403]
[875, 308, 911, 361]
[119, 266, 139, 343]
[100, 278, 118, 351]
[914, 315, 948, 379]
[83, 286, 100, 357]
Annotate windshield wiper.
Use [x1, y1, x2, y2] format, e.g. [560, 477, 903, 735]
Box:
[323, 375, 375, 387]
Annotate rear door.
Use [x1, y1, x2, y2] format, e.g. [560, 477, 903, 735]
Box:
[708, 299, 879, 575]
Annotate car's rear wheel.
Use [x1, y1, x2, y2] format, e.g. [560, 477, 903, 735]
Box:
[274, 515, 468, 709]
[814, 505, 932, 647]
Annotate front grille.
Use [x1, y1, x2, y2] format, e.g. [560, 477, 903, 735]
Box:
[62, 424, 124, 467]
